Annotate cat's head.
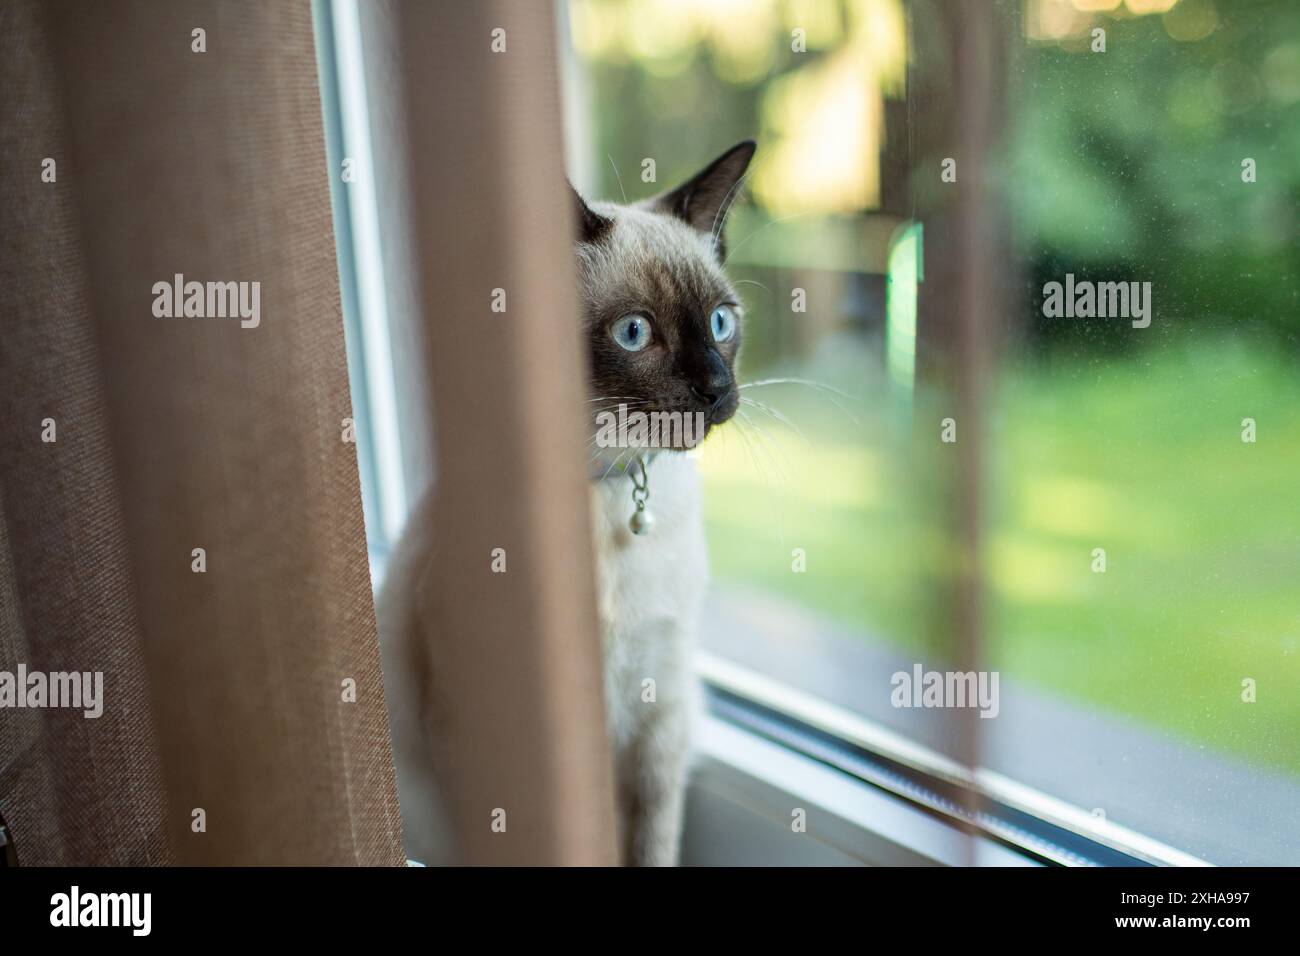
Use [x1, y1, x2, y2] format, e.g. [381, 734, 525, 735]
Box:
[573, 141, 756, 453]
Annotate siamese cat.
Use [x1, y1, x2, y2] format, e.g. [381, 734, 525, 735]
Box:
[379, 141, 756, 866]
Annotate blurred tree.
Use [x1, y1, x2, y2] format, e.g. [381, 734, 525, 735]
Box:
[1006, 0, 1300, 350]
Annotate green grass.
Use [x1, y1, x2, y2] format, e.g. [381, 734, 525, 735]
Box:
[702, 337, 1300, 775]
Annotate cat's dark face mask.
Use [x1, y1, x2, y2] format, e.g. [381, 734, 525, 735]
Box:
[572, 141, 756, 452]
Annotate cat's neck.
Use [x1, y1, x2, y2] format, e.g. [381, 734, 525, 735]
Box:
[588, 451, 658, 482]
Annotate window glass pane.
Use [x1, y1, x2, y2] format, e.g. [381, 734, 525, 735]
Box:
[985, 0, 1300, 865]
[565, 0, 1300, 865]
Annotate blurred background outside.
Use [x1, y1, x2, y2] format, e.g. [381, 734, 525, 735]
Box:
[561, 0, 1300, 863]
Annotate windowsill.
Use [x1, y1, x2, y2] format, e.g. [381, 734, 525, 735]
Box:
[683, 714, 1039, 866]
[700, 587, 1288, 865]
[695, 648, 1214, 866]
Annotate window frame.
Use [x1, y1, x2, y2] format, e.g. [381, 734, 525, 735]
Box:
[696, 652, 1209, 867]
[317, 0, 1215, 870]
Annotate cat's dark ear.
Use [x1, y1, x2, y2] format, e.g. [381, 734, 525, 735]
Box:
[653, 140, 756, 241]
[570, 182, 613, 244]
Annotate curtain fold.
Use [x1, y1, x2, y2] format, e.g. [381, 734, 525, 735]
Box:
[382, 0, 619, 865]
[0, 0, 404, 865]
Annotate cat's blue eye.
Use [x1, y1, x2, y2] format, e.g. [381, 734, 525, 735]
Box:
[710, 304, 738, 342]
[611, 313, 652, 352]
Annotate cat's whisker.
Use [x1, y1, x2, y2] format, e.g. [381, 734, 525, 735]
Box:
[709, 168, 749, 244]
[708, 145, 773, 248]
[732, 410, 772, 488]
[733, 278, 772, 296]
[734, 415, 792, 549]
[738, 377, 861, 426]
[587, 399, 652, 423]
[738, 377, 857, 400]
[733, 411, 767, 481]
[585, 397, 661, 457]
[588, 405, 652, 420]
[739, 395, 810, 446]
[597, 445, 635, 483]
[722, 212, 813, 268]
[587, 426, 615, 456]
[738, 409, 792, 488]
[607, 154, 628, 205]
[734, 412, 790, 550]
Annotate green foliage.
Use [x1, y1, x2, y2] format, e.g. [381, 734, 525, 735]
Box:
[704, 336, 1300, 775]
[1006, 4, 1300, 343]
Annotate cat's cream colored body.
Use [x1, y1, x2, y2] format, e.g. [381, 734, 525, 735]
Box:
[590, 452, 708, 866]
[382, 140, 754, 866]
[379, 453, 708, 867]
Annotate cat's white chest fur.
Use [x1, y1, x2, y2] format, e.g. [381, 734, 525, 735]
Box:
[590, 454, 708, 830]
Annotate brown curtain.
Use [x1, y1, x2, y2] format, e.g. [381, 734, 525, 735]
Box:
[0, 0, 403, 865]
